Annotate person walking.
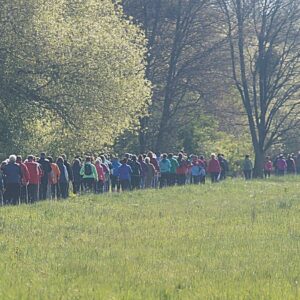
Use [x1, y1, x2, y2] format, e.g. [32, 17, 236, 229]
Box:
[198, 155, 207, 184]
[2, 155, 22, 205]
[48, 157, 60, 200]
[80, 156, 98, 193]
[144, 157, 156, 189]
[25, 155, 41, 204]
[168, 153, 179, 186]
[138, 155, 147, 189]
[16, 155, 30, 204]
[38, 153, 52, 200]
[131, 155, 142, 190]
[176, 153, 189, 185]
[100, 155, 111, 193]
[218, 154, 229, 180]
[243, 155, 253, 180]
[286, 154, 296, 175]
[117, 158, 133, 191]
[72, 158, 82, 194]
[147, 152, 160, 188]
[95, 159, 105, 193]
[62, 155, 73, 197]
[56, 157, 69, 199]
[111, 157, 121, 192]
[191, 156, 201, 184]
[264, 156, 273, 178]
[159, 154, 171, 188]
[207, 153, 221, 183]
[276, 154, 287, 176]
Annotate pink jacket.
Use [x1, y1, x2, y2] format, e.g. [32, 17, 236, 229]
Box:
[264, 161, 273, 171]
[96, 164, 105, 181]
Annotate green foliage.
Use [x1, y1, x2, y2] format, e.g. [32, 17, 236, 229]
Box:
[180, 115, 253, 173]
[0, 179, 300, 298]
[0, 0, 151, 155]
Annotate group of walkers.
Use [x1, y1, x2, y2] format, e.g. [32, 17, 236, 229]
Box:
[241, 153, 300, 179]
[0, 151, 299, 206]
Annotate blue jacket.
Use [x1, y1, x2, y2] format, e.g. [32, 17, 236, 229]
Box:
[2, 163, 22, 185]
[112, 160, 122, 176]
[58, 163, 69, 183]
[118, 164, 132, 180]
[191, 164, 201, 176]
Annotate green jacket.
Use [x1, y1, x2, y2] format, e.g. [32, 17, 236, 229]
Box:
[169, 158, 179, 174]
[80, 163, 98, 181]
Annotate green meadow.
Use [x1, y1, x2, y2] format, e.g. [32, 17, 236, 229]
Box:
[0, 178, 299, 299]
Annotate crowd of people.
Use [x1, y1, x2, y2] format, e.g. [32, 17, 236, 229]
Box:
[0, 151, 299, 206]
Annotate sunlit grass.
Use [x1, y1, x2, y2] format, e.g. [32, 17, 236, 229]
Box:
[0, 177, 299, 299]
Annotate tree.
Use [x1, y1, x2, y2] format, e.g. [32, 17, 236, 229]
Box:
[124, 0, 226, 152]
[0, 0, 151, 155]
[220, 0, 300, 176]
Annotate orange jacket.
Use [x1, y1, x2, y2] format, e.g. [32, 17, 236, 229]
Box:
[49, 163, 61, 185]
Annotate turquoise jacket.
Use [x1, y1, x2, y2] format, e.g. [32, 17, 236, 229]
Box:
[159, 159, 171, 173]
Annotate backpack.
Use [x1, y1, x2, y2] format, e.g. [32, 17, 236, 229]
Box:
[84, 163, 92, 176]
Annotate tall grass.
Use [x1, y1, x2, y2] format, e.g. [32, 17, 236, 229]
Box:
[0, 177, 299, 299]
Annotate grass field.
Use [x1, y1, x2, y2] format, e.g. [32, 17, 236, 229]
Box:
[0, 178, 299, 299]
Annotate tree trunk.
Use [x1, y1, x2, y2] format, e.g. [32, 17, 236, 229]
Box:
[253, 147, 264, 178]
[138, 116, 148, 153]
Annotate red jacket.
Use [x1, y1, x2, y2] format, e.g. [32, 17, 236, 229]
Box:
[25, 161, 41, 185]
[18, 162, 30, 185]
[150, 158, 159, 172]
[207, 158, 221, 173]
[176, 159, 189, 175]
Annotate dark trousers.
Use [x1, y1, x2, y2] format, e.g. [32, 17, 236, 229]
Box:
[264, 170, 271, 178]
[192, 175, 200, 184]
[177, 174, 186, 185]
[4, 183, 20, 205]
[83, 178, 95, 192]
[120, 179, 130, 191]
[200, 175, 206, 184]
[210, 172, 219, 183]
[66, 182, 70, 197]
[58, 182, 68, 199]
[244, 170, 252, 180]
[104, 174, 110, 192]
[20, 185, 28, 204]
[160, 173, 169, 188]
[28, 184, 38, 204]
[168, 173, 177, 186]
[95, 181, 104, 194]
[73, 181, 81, 194]
[39, 178, 48, 200]
[131, 175, 140, 190]
[220, 170, 226, 180]
[277, 170, 284, 176]
[111, 175, 120, 192]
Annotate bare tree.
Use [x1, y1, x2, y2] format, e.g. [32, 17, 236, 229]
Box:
[124, 0, 225, 152]
[220, 0, 300, 176]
